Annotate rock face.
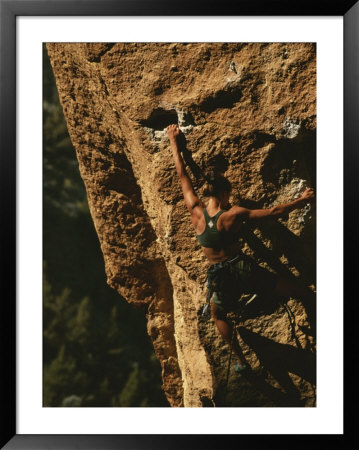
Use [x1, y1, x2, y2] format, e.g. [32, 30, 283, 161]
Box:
[47, 43, 316, 407]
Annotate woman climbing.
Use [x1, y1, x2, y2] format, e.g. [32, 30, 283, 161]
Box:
[166, 124, 315, 374]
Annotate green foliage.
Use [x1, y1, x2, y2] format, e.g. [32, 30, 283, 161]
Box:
[43, 45, 168, 407]
[119, 365, 142, 407]
[44, 345, 87, 407]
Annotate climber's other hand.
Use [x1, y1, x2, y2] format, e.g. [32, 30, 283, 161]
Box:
[300, 187, 315, 202]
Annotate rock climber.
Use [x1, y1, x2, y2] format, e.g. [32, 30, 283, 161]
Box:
[167, 123, 315, 374]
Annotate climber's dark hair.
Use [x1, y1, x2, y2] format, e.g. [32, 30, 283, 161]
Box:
[202, 171, 232, 197]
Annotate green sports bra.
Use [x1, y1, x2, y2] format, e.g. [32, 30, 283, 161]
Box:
[196, 208, 237, 249]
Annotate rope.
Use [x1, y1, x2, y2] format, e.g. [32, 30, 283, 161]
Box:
[224, 320, 236, 401]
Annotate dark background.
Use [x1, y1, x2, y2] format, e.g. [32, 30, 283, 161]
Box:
[43, 45, 168, 407]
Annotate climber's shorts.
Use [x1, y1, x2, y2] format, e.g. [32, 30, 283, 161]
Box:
[206, 255, 277, 312]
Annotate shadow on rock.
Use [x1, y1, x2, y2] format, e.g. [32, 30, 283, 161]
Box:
[237, 327, 316, 403]
[239, 226, 316, 335]
[178, 132, 203, 181]
[214, 368, 305, 407]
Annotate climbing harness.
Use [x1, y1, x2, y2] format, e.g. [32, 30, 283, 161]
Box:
[200, 277, 214, 319]
[200, 254, 258, 319]
[200, 254, 243, 318]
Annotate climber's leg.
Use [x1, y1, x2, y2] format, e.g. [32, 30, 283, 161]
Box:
[211, 301, 246, 366]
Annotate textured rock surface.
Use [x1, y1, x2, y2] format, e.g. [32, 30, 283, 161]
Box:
[47, 42, 316, 407]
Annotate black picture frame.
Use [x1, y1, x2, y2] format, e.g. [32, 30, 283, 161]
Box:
[1, 1, 356, 448]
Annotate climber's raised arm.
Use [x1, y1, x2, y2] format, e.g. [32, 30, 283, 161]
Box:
[167, 124, 201, 214]
[222, 188, 315, 225]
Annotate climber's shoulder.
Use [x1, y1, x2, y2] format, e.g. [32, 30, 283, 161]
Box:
[187, 200, 204, 232]
[190, 199, 204, 217]
[218, 206, 248, 229]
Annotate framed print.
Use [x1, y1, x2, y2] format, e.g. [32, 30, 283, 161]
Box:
[1, 1, 357, 448]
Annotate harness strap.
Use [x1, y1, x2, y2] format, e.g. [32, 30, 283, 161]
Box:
[205, 276, 213, 304]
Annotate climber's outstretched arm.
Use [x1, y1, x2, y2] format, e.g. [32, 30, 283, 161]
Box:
[223, 188, 315, 224]
[167, 124, 201, 214]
